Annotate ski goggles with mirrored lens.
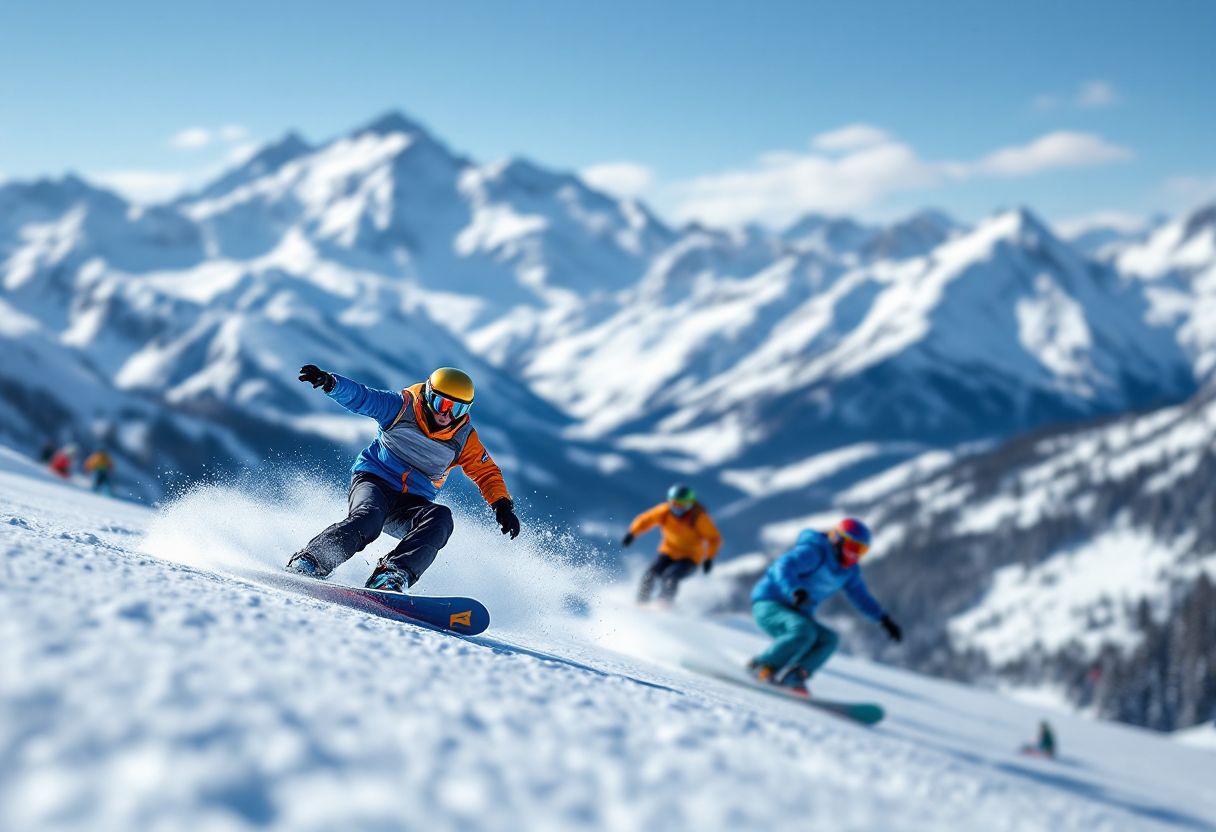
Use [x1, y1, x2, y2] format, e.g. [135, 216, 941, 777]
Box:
[668, 499, 695, 515]
[839, 536, 870, 559]
[426, 390, 472, 419]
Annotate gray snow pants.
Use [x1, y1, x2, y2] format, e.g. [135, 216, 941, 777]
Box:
[300, 472, 455, 583]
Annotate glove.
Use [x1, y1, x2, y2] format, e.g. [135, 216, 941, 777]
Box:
[492, 498, 520, 540]
[621, 532, 635, 548]
[880, 615, 902, 643]
[791, 589, 808, 607]
[702, 559, 713, 574]
[299, 364, 334, 393]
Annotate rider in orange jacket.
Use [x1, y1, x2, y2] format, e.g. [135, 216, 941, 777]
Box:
[624, 484, 721, 603]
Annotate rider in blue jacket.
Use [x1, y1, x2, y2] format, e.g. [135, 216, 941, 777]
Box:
[749, 518, 901, 696]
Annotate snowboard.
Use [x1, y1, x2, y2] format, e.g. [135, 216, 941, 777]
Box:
[258, 570, 490, 635]
[682, 660, 885, 725]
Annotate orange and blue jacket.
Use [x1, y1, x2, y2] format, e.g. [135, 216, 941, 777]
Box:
[629, 502, 722, 564]
[327, 375, 509, 506]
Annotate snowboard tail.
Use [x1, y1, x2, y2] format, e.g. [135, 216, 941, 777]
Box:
[682, 660, 884, 725]
[257, 570, 490, 635]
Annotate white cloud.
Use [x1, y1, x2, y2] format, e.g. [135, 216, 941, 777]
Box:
[580, 161, 654, 199]
[1054, 211, 1149, 240]
[90, 170, 192, 203]
[672, 141, 939, 227]
[1032, 94, 1061, 112]
[170, 127, 213, 149]
[1076, 80, 1118, 108]
[975, 132, 1132, 177]
[1032, 80, 1119, 112]
[1162, 174, 1216, 210]
[170, 124, 250, 150]
[670, 128, 1134, 228]
[812, 124, 891, 152]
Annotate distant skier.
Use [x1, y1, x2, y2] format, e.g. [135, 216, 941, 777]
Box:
[748, 518, 901, 696]
[48, 444, 77, 479]
[624, 484, 721, 604]
[84, 446, 114, 495]
[286, 364, 520, 592]
[1021, 721, 1057, 759]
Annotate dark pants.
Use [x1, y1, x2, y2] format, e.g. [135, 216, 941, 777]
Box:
[301, 472, 454, 585]
[637, 555, 697, 602]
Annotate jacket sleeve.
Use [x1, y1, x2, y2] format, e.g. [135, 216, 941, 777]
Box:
[455, 428, 510, 506]
[771, 539, 825, 601]
[629, 504, 668, 537]
[697, 511, 723, 559]
[842, 569, 887, 621]
[326, 374, 406, 429]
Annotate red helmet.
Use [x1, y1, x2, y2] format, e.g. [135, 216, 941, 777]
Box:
[834, 518, 871, 566]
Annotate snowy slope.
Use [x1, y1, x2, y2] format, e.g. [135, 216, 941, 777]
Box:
[3, 456, 1215, 832]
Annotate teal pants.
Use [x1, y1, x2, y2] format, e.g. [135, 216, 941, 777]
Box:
[752, 600, 839, 678]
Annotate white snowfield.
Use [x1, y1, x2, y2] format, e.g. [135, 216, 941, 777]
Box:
[2, 455, 1214, 832]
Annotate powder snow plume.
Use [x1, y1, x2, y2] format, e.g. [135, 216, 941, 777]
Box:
[138, 470, 612, 634]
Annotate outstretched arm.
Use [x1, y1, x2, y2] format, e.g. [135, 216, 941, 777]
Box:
[299, 364, 405, 429]
[842, 570, 887, 622]
[629, 505, 667, 537]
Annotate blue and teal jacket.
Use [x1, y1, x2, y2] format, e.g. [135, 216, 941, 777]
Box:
[325, 374, 510, 506]
[751, 529, 886, 620]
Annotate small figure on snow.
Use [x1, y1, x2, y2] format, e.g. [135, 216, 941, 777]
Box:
[48, 444, 77, 479]
[84, 446, 114, 495]
[1021, 720, 1057, 759]
[286, 364, 520, 592]
[748, 518, 901, 696]
[624, 484, 721, 604]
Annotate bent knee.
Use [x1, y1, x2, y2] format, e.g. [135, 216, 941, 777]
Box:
[423, 503, 455, 535]
[817, 627, 840, 649]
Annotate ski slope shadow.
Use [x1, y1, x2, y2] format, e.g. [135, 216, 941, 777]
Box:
[996, 760, 1216, 830]
[901, 730, 1215, 831]
[467, 634, 684, 694]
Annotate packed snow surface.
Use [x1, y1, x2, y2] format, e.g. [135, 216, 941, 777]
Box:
[2, 454, 1214, 832]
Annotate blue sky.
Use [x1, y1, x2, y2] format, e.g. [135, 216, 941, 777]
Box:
[1, 0, 1212, 231]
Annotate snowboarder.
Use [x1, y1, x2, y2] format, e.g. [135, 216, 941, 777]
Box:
[623, 484, 721, 604]
[48, 444, 77, 479]
[748, 518, 901, 696]
[286, 364, 520, 592]
[1021, 721, 1057, 759]
[84, 446, 114, 495]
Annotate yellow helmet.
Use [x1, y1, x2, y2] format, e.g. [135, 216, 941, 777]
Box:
[426, 367, 475, 415]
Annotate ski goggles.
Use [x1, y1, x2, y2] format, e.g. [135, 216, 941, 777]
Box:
[668, 498, 695, 515]
[426, 390, 472, 419]
[839, 535, 870, 559]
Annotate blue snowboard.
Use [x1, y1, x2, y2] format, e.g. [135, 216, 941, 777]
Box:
[261, 570, 490, 635]
[682, 660, 884, 725]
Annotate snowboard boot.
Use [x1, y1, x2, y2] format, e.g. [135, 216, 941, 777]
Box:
[286, 551, 323, 578]
[366, 564, 413, 594]
[777, 668, 811, 698]
[747, 659, 776, 684]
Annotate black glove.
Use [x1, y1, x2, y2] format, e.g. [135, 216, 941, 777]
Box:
[702, 559, 713, 574]
[299, 364, 334, 393]
[492, 498, 520, 540]
[621, 532, 635, 548]
[880, 615, 902, 642]
[791, 589, 808, 607]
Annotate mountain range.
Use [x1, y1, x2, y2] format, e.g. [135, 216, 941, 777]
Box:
[2, 111, 1214, 729]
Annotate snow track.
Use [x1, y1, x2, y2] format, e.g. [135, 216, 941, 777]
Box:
[2, 461, 1213, 831]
